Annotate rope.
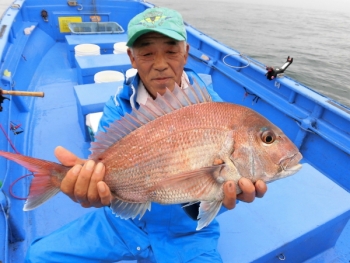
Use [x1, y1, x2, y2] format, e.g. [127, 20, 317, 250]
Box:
[222, 53, 251, 69]
[9, 173, 32, 200]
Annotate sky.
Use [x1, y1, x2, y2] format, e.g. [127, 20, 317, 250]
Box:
[238, 0, 350, 13]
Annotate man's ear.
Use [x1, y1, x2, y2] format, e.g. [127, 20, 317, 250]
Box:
[184, 43, 190, 63]
[127, 48, 137, 68]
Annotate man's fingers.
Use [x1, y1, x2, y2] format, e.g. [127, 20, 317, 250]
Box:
[237, 178, 256, 203]
[74, 160, 96, 203]
[60, 164, 82, 202]
[222, 181, 236, 210]
[55, 146, 110, 208]
[86, 162, 107, 206]
[54, 146, 85, 166]
[97, 182, 112, 206]
[255, 180, 267, 198]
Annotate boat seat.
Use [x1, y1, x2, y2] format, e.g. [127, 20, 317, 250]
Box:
[73, 81, 124, 141]
[65, 33, 128, 67]
[75, 54, 131, 84]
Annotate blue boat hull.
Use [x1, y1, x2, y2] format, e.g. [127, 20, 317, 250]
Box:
[0, 1, 349, 262]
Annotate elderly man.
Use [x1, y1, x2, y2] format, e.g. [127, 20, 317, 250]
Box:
[26, 7, 267, 263]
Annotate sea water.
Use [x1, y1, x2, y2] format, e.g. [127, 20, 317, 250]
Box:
[153, 0, 350, 108]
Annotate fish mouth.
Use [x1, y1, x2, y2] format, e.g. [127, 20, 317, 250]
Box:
[265, 162, 302, 184]
[279, 152, 303, 170]
[275, 152, 303, 179]
[276, 163, 302, 177]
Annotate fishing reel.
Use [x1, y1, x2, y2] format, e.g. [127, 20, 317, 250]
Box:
[265, 56, 293, 80]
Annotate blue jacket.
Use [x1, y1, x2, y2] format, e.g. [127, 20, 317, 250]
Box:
[97, 69, 226, 261]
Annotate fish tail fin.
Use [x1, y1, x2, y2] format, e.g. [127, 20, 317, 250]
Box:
[197, 200, 223, 230]
[0, 150, 69, 211]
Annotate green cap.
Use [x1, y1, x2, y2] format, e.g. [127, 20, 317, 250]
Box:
[126, 7, 187, 47]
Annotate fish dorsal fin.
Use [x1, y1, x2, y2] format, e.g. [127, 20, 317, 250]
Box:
[89, 79, 212, 159]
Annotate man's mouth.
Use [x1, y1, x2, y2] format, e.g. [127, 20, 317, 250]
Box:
[152, 77, 173, 86]
[153, 77, 171, 81]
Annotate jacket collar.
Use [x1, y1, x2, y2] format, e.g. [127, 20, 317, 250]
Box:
[118, 68, 202, 109]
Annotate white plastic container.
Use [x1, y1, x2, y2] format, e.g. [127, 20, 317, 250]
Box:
[94, 70, 125, 83]
[113, 42, 128, 54]
[86, 112, 103, 135]
[74, 44, 100, 56]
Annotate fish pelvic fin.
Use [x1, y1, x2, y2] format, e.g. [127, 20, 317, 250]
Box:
[89, 79, 211, 160]
[197, 200, 223, 230]
[110, 199, 151, 220]
[0, 150, 69, 211]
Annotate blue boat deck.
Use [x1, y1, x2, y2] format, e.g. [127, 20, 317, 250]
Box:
[1, 1, 350, 262]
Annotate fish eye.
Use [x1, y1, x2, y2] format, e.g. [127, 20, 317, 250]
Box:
[261, 130, 276, 144]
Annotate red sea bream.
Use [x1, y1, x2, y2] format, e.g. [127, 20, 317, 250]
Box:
[0, 82, 302, 230]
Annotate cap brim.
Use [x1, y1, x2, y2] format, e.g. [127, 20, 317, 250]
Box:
[126, 28, 186, 47]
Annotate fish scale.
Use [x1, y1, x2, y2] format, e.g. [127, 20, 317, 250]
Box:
[104, 128, 229, 203]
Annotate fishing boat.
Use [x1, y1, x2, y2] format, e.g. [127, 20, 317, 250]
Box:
[0, 0, 349, 262]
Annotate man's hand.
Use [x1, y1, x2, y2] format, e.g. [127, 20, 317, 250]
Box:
[55, 146, 112, 208]
[222, 178, 267, 209]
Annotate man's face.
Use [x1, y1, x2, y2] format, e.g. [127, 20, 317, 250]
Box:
[127, 32, 189, 98]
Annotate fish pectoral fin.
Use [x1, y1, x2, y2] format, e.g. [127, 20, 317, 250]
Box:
[151, 165, 226, 205]
[197, 200, 223, 230]
[155, 164, 227, 189]
[110, 199, 151, 220]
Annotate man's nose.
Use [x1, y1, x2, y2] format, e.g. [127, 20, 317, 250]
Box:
[153, 53, 168, 71]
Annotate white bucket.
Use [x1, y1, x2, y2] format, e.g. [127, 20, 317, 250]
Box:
[113, 42, 128, 54]
[94, 70, 125, 83]
[75, 44, 100, 56]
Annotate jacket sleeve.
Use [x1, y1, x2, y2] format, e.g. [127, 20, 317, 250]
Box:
[206, 83, 223, 102]
[196, 72, 223, 102]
